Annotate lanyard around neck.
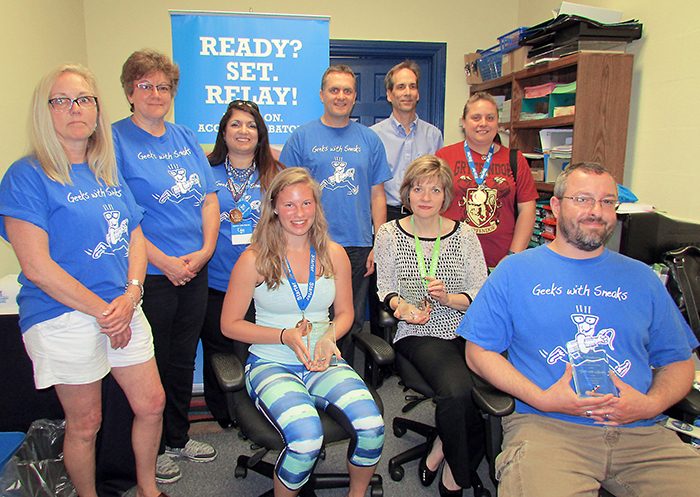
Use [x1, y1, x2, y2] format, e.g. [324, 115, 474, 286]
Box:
[410, 215, 441, 289]
[284, 246, 317, 317]
[463, 142, 495, 186]
[225, 156, 255, 203]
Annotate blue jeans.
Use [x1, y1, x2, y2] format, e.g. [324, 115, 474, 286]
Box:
[141, 266, 208, 451]
[338, 246, 372, 368]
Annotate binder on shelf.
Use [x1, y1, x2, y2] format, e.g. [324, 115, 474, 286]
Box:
[550, 82, 577, 117]
[540, 129, 573, 182]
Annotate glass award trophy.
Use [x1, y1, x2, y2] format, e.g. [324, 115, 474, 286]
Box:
[397, 276, 433, 317]
[566, 340, 617, 397]
[306, 321, 337, 366]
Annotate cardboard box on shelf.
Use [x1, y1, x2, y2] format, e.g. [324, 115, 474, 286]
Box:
[501, 47, 529, 75]
[531, 168, 545, 182]
[464, 53, 482, 84]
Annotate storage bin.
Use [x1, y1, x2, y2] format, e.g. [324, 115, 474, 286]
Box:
[477, 45, 502, 82]
[498, 27, 528, 53]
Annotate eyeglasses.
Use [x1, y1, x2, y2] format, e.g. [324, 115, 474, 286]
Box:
[134, 83, 172, 94]
[48, 96, 98, 112]
[560, 196, 621, 211]
[228, 99, 259, 111]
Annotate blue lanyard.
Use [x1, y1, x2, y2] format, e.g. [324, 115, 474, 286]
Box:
[284, 246, 316, 316]
[463, 142, 495, 186]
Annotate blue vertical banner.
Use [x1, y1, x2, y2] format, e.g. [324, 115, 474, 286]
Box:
[170, 11, 329, 146]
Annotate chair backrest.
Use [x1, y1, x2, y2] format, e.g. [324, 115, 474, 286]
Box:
[664, 246, 700, 348]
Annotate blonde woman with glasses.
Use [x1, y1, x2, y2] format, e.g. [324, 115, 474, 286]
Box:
[0, 64, 166, 497]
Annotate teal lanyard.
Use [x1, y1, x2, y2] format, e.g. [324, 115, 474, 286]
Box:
[410, 215, 441, 290]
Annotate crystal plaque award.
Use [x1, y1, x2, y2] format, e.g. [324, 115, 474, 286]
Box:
[306, 321, 337, 366]
[566, 341, 617, 397]
[398, 277, 433, 318]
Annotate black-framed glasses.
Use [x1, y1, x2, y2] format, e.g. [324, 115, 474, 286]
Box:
[48, 96, 98, 112]
[228, 99, 259, 111]
[560, 196, 621, 211]
[134, 83, 172, 94]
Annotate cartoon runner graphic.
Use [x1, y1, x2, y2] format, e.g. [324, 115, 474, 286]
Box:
[319, 157, 358, 195]
[540, 305, 632, 378]
[154, 165, 203, 205]
[85, 204, 130, 259]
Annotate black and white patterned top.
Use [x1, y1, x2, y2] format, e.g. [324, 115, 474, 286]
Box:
[374, 219, 488, 343]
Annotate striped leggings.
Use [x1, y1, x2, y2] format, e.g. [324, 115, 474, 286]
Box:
[245, 354, 385, 491]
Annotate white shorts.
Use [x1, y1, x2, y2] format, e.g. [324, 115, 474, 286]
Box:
[22, 307, 154, 389]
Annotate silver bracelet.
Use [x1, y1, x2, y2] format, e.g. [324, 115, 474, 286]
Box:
[123, 290, 138, 310]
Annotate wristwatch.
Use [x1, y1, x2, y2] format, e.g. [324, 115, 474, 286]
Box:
[125, 279, 144, 301]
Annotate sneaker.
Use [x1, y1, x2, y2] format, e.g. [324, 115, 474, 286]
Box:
[156, 453, 182, 484]
[165, 439, 217, 463]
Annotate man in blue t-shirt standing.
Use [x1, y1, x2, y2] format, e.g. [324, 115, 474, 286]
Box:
[459, 162, 700, 496]
[280, 65, 392, 367]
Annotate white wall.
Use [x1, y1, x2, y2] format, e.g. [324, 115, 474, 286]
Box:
[80, 0, 518, 143]
[1, 0, 698, 278]
[0, 0, 88, 276]
[516, 0, 700, 221]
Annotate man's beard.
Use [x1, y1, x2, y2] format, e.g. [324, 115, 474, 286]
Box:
[558, 214, 615, 252]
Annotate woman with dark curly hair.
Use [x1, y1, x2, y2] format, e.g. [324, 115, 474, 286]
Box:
[199, 99, 284, 428]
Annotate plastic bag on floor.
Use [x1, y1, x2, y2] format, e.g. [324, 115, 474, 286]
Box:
[0, 419, 77, 497]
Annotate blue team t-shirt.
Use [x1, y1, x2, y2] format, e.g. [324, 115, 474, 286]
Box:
[457, 245, 698, 428]
[0, 156, 144, 332]
[280, 119, 392, 247]
[112, 117, 217, 275]
[208, 163, 262, 292]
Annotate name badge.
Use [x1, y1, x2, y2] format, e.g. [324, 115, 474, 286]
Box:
[231, 220, 253, 245]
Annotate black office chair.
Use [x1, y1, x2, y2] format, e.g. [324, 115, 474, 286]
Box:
[663, 246, 700, 436]
[212, 332, 393, 497]
[369, 308, 514, 491]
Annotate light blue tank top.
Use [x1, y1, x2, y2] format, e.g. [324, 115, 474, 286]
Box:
[249, 276, 335, 364]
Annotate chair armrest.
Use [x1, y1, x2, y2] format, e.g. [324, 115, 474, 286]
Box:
[212, 352, 245, 393]
[472, 374, 515, 417]
[353, 332, 395, 366]
[675, 387, 700, 418]
[378, 306, 397, 329]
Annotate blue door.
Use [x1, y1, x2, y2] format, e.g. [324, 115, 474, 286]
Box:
[330, 40, 446, 131]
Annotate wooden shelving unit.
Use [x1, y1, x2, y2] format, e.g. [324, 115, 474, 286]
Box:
[470, 52, 634, 190]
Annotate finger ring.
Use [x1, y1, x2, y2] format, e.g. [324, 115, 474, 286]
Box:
[585, 410, 592, 417]
[604, 414, 610, 421]
[319, 358, 326, 362]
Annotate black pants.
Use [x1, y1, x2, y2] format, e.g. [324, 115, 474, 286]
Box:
[142, 266, 208, 451]
[200, 288, 254, 423]
[337, 246, 372, 369]
[394, 335, 486, 488]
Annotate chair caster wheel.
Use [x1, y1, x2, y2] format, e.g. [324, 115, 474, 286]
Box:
[234, 464, 247, 479]
[389, 462, 404, 481]
[393, 424, 407, 437]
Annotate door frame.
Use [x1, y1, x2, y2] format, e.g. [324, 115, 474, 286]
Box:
[330, 39, 447, 132]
